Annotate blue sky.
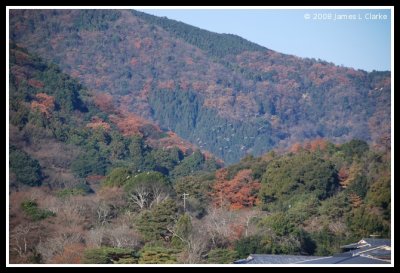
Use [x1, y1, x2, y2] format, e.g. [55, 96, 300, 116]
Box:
[139, 8, 391, 72]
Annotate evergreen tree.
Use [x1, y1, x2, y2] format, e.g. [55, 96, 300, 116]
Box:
[136, 199, 179, 241]
[9, 146, 43, 186]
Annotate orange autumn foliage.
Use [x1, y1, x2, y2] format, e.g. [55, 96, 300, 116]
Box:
[348, 192, 363, 208]
[289, 138, 328, 154]
[110, 113, 159, 137]
[148, 131, 195, 155]
[86, 116, 111, 131]
[308, 138, 328, 152]
[31, 93, 55, 116]
[212, 169, 260, 210]
[90, 90, 221, 162]
[94, 93, 115, 113]
[338, 167, 350, 188]
[289, 143, 303, 153]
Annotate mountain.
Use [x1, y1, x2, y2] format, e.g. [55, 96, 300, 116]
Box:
[8, 9, 391, 265]
[9, 9, 391, 164]
[9, 42, 219, 191]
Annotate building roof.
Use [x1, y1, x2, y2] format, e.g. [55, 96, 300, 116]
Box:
[359, 238, 391, 247]
[234, 238, 391, 264]
[233, 254, 321, 264]
[298, 253, 390, 264]
[351, 245, 391, 257]
[341, 238, 391, 260]
[234, 253, 390, 264]
[342, 238, 391, 249]
[361, 248, 391, 258]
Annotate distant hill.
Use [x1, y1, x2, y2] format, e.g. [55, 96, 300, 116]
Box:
[8, 10, 391, 264]
[9, 42, 219, 190]
[9, 9, 391, 163]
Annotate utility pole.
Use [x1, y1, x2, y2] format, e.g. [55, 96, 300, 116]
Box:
[183, 193, 189, 212]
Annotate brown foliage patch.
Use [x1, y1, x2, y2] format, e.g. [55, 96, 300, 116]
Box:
[130, 57, 138, 66]
[211, 169, 260, 210]
[110, 112, 160, 137]
[49, 243, 85, 264]
[86, 116, 111, 131]
[30, 93, 55, 116]
[28, 79, 44, 89]
[94, 93, 115, 113]
[158, 80, 175, 90]
[150, 131, 195, 155]
[288, 138, 328, 153]
[14, 50, 30, 63]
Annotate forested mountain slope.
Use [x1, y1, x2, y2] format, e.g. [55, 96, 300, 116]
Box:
[9, 43, 219, 191]
[8, 45, 391, 262]
[8, 9, 391, 265]
[9, 9, 391, 163]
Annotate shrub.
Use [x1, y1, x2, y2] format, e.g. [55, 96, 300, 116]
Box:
[207, 248, 238, 264]
[57, 183, 93, 198]
[102, 167, 131, 187]
[83, 247, 137, 264]
[9, 146, 43, 186]
[138, 246, 178, 264]
[21, 200, 55, 221]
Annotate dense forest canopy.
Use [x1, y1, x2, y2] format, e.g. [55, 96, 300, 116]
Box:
[8, 9, 391, 265]
[9, 9, 390, 163]
[8, 45, 390, 264]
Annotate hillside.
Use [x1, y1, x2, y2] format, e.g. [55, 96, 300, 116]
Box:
[8, 9, 391, 265]
[9, 43, 219, 189]
[8, 46, 391, 262]
[8, 43, 224, 263]
[9, 9, 391, 163]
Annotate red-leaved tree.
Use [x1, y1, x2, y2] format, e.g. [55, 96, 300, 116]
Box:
[211, 169, 260, 210]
